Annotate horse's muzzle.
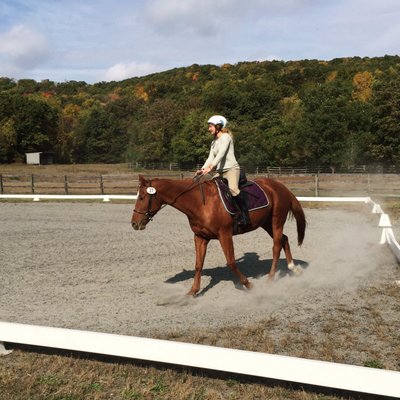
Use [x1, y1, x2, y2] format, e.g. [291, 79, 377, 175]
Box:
[131, 221, 146, 231]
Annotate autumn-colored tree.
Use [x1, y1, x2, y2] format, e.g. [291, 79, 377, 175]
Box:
[1, 56, 400, 167]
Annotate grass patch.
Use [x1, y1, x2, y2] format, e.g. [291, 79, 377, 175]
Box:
[363, 360, 385, 369]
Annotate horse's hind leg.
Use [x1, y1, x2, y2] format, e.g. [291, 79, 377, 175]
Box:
[263, 223, 301, 278]
[188, 234, 209, 296]
[218, 233, 252, 289]
[281, 234, 294, 268]
[282, 234, 302, 275]
[262, 219, 284, 281]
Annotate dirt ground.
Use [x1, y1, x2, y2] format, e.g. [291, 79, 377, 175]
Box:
[0, 201, 399, 350]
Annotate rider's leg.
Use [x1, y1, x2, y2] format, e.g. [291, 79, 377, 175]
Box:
[234, 191, 250, 226]
[223, 168, 240, 197]
[223, 168, 250, 226]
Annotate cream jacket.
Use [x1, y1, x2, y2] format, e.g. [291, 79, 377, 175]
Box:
[202, 133, 240, 172]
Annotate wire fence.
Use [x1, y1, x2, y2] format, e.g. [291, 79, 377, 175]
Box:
[1, 171, 400, 198]
[129, 162, 400, 175]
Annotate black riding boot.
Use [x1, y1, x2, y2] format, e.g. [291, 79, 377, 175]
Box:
[234, 192, 251, 227]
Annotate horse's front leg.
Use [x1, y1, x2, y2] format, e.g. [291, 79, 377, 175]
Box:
[188, 234, 209, 296]
[218, 233, 252, 289]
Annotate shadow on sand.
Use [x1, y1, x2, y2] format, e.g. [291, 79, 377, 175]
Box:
[165, 252, 308, 296]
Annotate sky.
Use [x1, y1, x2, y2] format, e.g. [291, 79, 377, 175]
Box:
[0, 0, 399, 84]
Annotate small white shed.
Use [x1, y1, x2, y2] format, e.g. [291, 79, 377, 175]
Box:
[26, 152, 54, 165]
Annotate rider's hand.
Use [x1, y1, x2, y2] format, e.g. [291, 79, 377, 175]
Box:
[195, 166, 213, 176]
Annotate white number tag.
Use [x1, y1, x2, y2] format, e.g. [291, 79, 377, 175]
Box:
[146, 187, 156, 195]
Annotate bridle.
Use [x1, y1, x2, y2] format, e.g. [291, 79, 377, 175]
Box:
[133, 177, 205, 226]
[133, 180, 166, 224]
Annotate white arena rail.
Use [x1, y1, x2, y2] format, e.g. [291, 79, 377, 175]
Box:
[0, 322, 399, 397]
[297, 196, 400, 262]
[1, 194, 399, 397]
[0, 194, 137, 202]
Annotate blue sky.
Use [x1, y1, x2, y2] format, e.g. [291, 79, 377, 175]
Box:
[0, 0, 399, 83]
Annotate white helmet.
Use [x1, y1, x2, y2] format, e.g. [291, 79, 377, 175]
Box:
[208, 115, 227, 128]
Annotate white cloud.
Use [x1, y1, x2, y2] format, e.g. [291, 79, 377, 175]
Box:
[103, 62, 163, 82]
[0, 1, 399, 83]
[145, 0, 243, 36]
[0, 24, 50, 69]
[144, 0, 318, 36]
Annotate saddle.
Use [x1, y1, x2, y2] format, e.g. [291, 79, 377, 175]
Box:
[214, 172, 269, 215]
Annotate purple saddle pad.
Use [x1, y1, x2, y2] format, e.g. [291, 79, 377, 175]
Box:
[214, 179, 269, 215]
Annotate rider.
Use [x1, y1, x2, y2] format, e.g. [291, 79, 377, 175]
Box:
[196, 115, 250, 227]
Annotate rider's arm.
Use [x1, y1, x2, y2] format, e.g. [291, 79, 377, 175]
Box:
[200, 147, 215, 172]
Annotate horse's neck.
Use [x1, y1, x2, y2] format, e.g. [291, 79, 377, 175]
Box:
[160, 179, 204, 216]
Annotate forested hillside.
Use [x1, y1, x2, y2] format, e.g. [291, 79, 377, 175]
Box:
[1, 56, 399, 167]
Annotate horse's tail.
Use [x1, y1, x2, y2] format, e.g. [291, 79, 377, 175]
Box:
[290, 194, 306, 246]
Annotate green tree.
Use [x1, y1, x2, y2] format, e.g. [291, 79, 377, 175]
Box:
[0, 77, 16, 91]
[298, 81, 354, 166]
[171, 110, 211, 164]
[0, 117, 17, 162]
[128, 99, 182, 162]
[369, 74, 400, 164]
[12, 96, 59, 155]
[73, 106, 127, 163]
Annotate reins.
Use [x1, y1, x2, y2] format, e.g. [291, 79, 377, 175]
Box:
[169, 176, 205, 206]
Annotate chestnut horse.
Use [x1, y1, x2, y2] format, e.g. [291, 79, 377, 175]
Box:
[131, 175, 306, 296]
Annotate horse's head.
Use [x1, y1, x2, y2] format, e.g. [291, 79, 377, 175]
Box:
[131, 175, 163, 231]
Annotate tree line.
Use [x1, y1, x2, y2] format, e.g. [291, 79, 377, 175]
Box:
[0, 55, 399, 168]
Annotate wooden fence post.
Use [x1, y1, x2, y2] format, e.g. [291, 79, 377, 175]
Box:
[100, 175, 104, 194]
[64, 175, 68, 195]
[0, 174, 3, 194]
[367, 173, 371, 194]
[314, 173, 319, 197]
[31, 174, 35, 194]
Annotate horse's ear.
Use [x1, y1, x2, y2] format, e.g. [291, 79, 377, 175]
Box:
[138, 174, 146, 185]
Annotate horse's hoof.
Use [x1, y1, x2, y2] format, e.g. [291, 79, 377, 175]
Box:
[294, 266, 303, 275]
[186, 290, 198, 297]
[245, 281, 253, 290]
[288, 262, 303, 276]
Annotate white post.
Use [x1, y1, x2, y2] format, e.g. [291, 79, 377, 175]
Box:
[0, 341, 12, 355]
[378, 214, 392, 245]
[380, 228, 387, 245]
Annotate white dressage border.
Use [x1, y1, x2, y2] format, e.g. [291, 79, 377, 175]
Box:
[299, 196, 400, 262]
[0, 322, 399, 397]
[0, 194, 137, 202]
[1, 194, 399, 397]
